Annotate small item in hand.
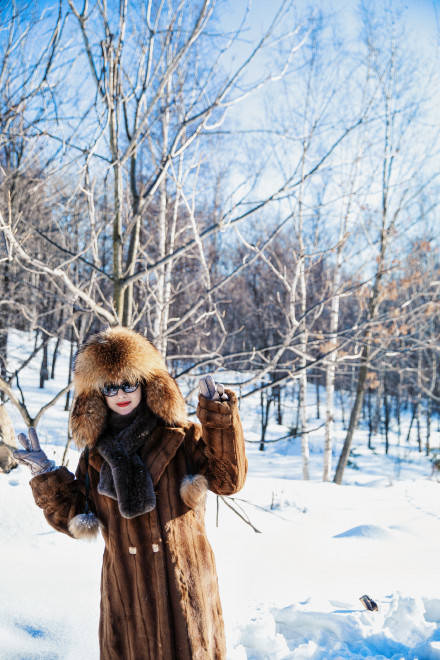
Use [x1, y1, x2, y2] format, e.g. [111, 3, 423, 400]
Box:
[360, 594, 379, 611]
[199, 375, 228, 401]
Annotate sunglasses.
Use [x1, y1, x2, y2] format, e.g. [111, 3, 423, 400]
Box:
[101, 382, 139, 397]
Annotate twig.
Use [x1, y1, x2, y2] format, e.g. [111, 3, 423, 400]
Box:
[246, 420, 326, 444]
[219, 495, 262, 533]
[230, 495, 297, 521]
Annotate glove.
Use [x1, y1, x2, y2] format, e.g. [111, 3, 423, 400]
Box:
[13, 427, 56, 477]
[199, 375, 228, 401]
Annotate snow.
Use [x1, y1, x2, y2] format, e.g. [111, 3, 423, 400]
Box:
[2, 329, 440, 659]
[333, 524, 393, 539]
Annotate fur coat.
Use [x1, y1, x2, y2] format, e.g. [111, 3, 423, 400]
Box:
[29, 328, 247, 660]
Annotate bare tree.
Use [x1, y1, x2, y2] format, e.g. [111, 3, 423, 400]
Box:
[334, 5, 439, 483]
[58, 0, 305, 335]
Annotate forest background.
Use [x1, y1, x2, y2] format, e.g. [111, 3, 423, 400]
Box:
[1, 0, 439, 485]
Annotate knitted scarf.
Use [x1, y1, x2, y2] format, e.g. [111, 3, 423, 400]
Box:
[96, 402, 157, 519]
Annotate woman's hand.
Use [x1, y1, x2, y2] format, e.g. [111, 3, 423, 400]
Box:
[199, 375, 228, 401]
[13, 427, 56, 476]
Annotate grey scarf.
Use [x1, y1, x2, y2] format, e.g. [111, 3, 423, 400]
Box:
[96, 403, 157, 519]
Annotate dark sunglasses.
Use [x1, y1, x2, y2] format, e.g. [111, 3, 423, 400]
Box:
[101, 382, 139, 397]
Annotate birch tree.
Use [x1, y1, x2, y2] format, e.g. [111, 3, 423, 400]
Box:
[334, 5, 439, 483]
[0, 1, 67, 409]
[61, 0, 305, 338]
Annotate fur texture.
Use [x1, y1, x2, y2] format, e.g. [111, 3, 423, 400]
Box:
[180, 474, 208, 509]
[31, 395, 248, 660]
[68, 512, 102, 540]
[96, 419, 157, 518]
[70, 327, 187, 448]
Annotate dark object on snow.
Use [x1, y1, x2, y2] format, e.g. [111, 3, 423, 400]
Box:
[360, 594, 379, 611]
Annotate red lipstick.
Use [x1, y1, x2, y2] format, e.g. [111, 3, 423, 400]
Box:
[117, 402, 130, 407]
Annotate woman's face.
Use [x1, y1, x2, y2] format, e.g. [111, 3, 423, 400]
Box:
[103, 383, 142, 416]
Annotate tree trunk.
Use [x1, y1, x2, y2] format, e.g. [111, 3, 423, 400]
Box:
[416, 405, 421, 452]
[153, 82, 172, 356]
[368, 388, 373, 450]
[416, 353, 422, 452]
[426, 398, 431, 455]
[315, 377, 320, 419]
[109, 80, 124, 324]
[272, 383, 282, 425]
[334, 200, 388, 482]
[323, 364, 335, 482]
[384, 377, 390, 454]
[51, 310, 64, 379]
[0, 404, 18, 473]
[338, 389, 346, 429]
[373, 375, 383, 435]
[112, 159, 124, 323]
[0, 259, 10, 404]
[323, 273, 342, 480]
[123, 147, 142, 327]
[0, 330, 7, 405]
[39, 340, 49, 389]
[334, 346, 369, 484]
[65, 327, 76, 411]
[396, 376, 401, 444]
[405, 402, 417, 444]
[299, 369, 309, 479]
[295, 382, 301, 434]
[259, 387, 272, 451]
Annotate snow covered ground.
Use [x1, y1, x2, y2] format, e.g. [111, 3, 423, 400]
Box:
[2, 330, 440, 659]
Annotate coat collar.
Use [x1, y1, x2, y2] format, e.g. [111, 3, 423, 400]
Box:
[88, 426, 186, 486]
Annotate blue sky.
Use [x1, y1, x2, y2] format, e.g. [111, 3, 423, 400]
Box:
[220, 0, 439, 51]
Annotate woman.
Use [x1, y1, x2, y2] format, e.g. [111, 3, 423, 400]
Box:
[14, 326, 247, 660]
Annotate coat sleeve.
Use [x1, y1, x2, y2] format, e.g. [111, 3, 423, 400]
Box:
[29, 452, 89, 537]
[191, 389, 247, 495]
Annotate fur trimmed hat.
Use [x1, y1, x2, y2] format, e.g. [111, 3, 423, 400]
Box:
[70, 327, 187, 448]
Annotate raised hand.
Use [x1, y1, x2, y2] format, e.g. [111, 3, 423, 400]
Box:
[199, 375, 228, 401]
[13, 427, 56, 476]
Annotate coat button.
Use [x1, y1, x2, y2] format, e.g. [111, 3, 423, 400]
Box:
[152, 543, 159, 553]
[129, 546, 137, 554]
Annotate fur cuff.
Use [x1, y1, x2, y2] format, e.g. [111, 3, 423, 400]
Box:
[180, 474, 208, 509]
[68, 512, 102, 540]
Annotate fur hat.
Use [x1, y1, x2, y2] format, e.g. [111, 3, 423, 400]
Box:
[70, 327, 187, 448]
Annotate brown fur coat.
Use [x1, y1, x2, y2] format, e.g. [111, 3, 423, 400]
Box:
[29, 328, 247, 660]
